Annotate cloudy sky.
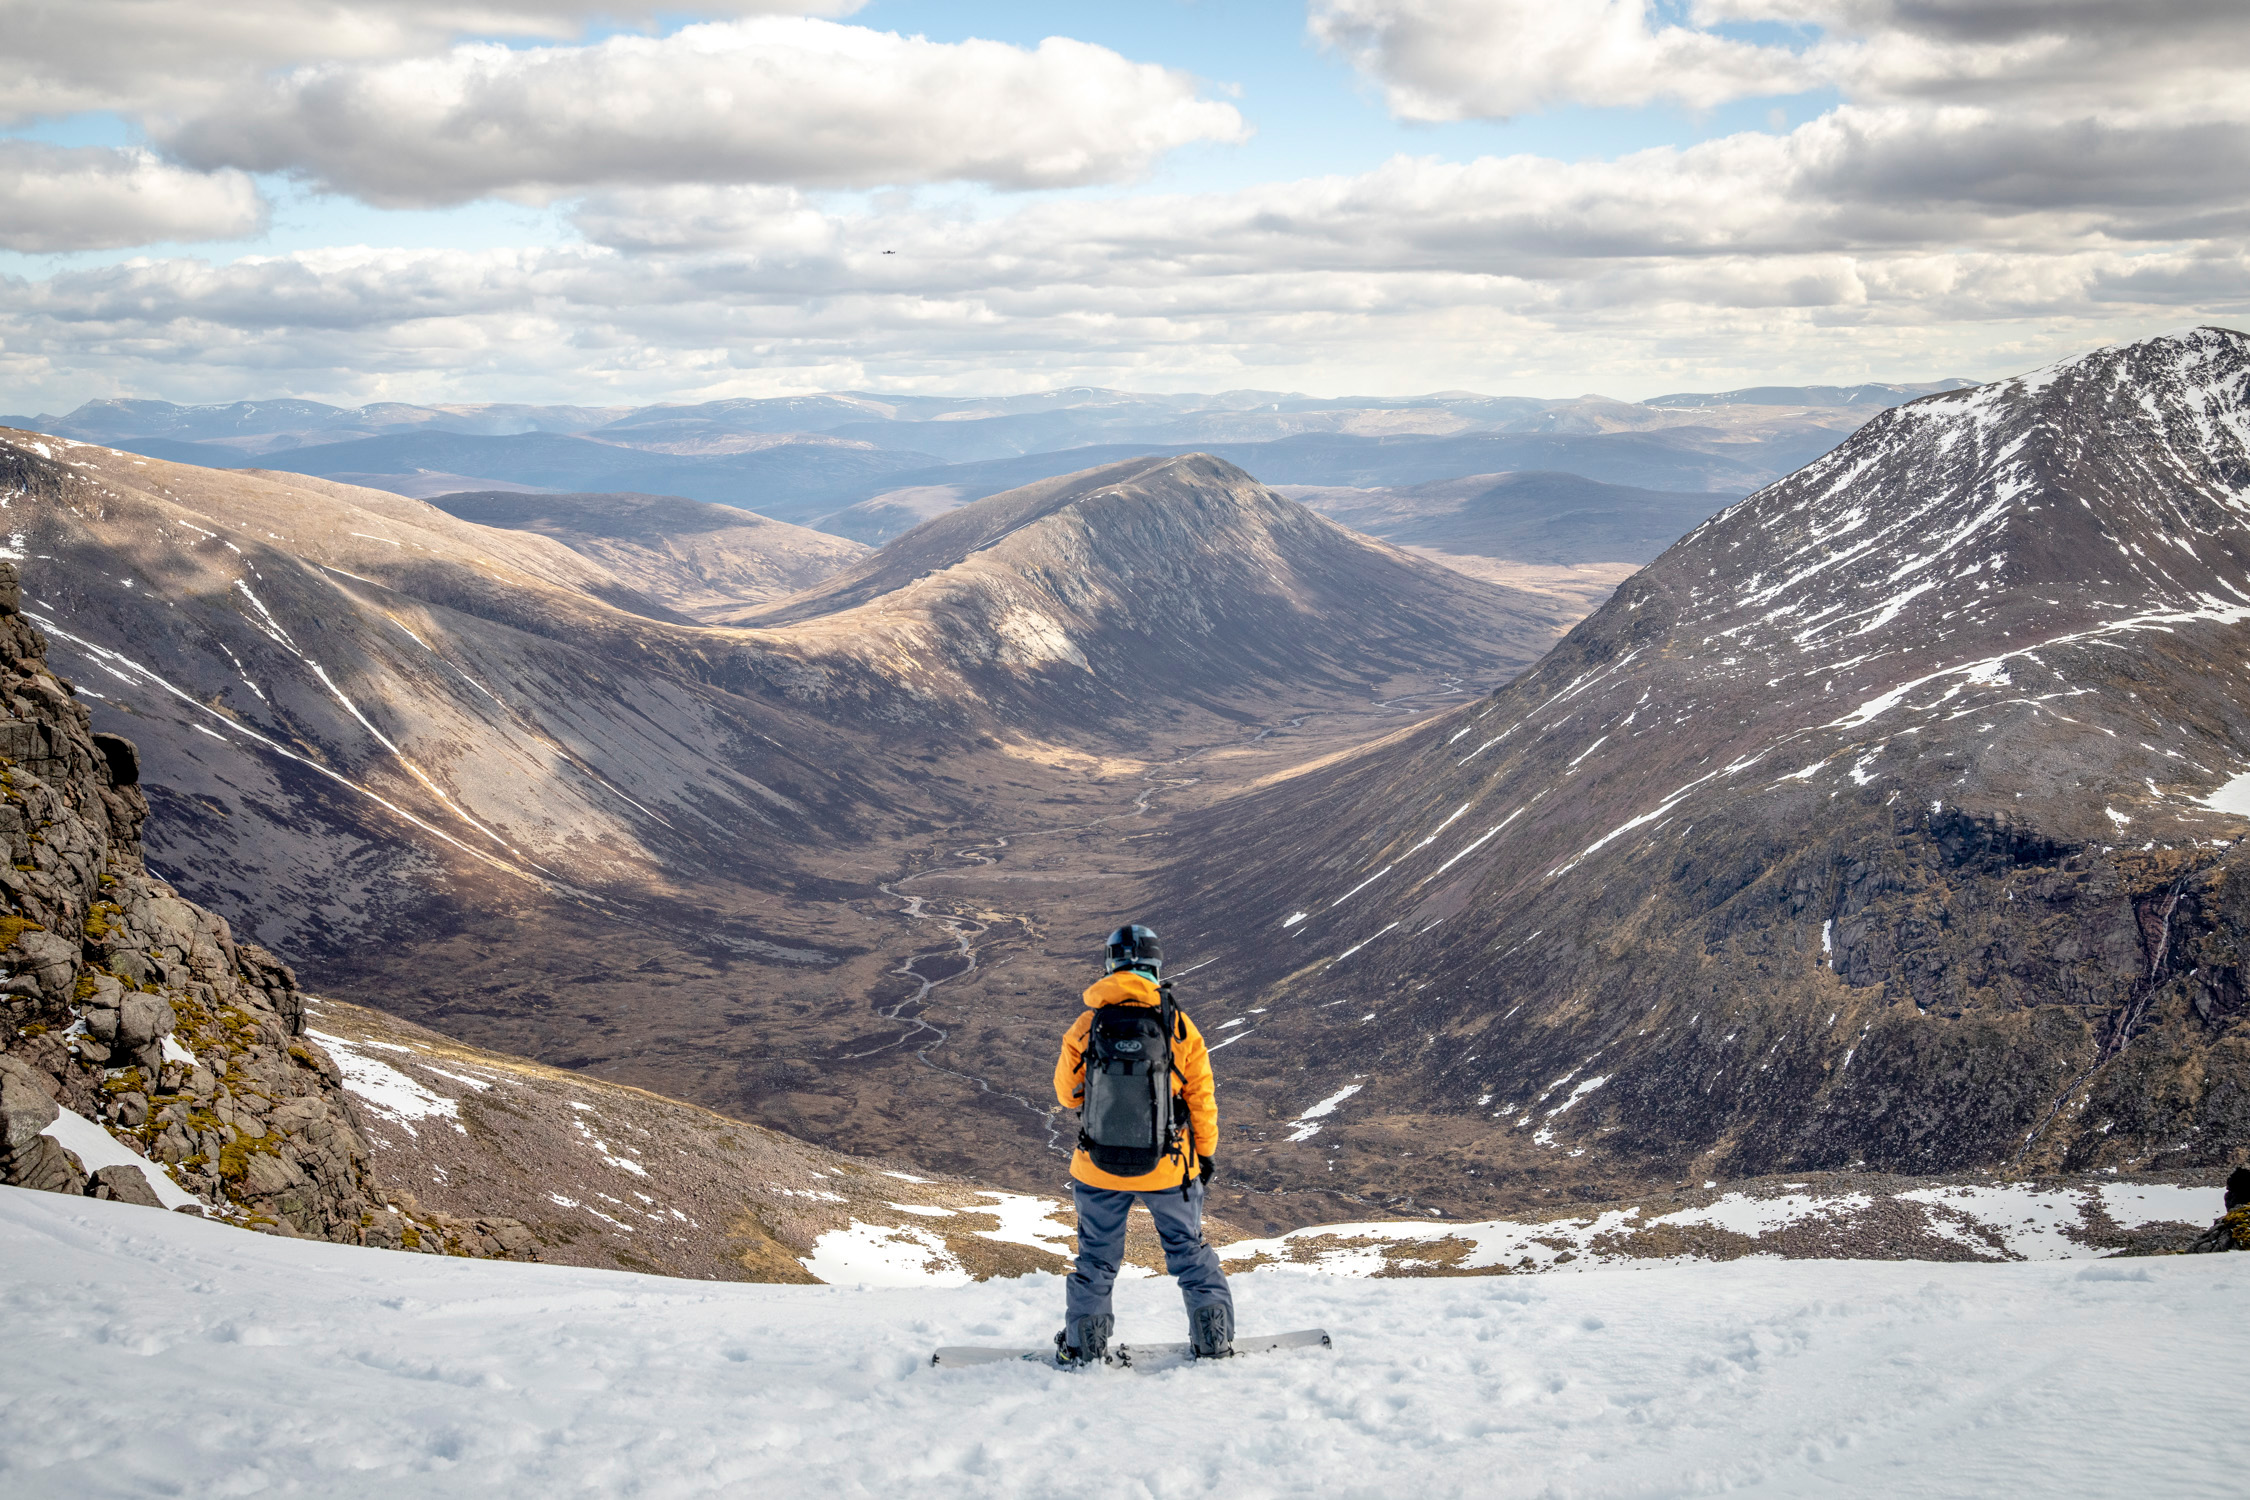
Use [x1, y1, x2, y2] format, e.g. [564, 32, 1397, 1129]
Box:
[2, 0, 2245, 408]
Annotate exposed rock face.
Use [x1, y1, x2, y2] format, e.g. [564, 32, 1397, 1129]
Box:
[2186, 1208, 2250, 1252]
[2186, 1165, 2250, 1251]
[1157, 329, 2250, 1214]
[0, 558, 530, 1254]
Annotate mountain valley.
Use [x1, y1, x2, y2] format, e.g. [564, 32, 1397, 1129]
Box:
[8, 337, 2247, 1245]
[0, 433, 1587, 1229]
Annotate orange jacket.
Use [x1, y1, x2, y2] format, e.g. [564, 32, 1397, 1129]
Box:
[1053, 971, 1218, 1191]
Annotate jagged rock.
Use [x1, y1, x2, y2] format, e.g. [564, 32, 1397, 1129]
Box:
[2186, 1167, 2250, 1252]
[0, 559, 524, 1261]
[3, 1053, 85, 1194]
[117, 993, 175, 1051]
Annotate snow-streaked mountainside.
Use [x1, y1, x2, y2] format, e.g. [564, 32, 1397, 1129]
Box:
[4, 1187, 2240, 1498]
[0, 432, 916, 969]
[0, 439, 1558, 973]
[1158, 328, 2250, 1213]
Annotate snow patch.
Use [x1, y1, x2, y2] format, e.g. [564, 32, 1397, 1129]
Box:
[2097, 1183, 2224, 1230]
[2199, 771, 2250, 816]
[1285, 1083, 1363, 1142]
[304, 1029, 463, 1137]
[968, 1193, 1078, 1258]
[1651, 1192, 1873, 1237]
[38, 1106, 200, 1211]
[1896, 1185, 2097, 1260]
[799, 1221, 971, 1288]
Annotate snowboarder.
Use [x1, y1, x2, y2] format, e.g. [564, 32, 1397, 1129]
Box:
[1051, 922, 1234, 1365]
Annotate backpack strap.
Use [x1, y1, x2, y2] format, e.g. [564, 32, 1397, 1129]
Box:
[1161, 980, 1195, 1200]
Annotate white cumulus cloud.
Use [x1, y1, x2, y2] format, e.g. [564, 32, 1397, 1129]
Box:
[1313, 0, 2250, 120]
[8, 128, 2249, 410]
[1308, 0, 1819, 119]
[0, 144, 265, 252]
[0, 0, 864, 119]
[161, 19, 1249, 206]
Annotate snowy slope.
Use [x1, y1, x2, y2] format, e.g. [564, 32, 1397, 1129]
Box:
[3, 1186, 2243, 1499]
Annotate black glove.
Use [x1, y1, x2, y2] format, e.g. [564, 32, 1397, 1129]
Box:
[1198, 1156, 1215, 1186]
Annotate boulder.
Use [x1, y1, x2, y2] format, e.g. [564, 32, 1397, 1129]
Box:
[117, 992, 175, 1048]
[79, 975, 125, 1038]
[0, 1053, 59, 1152]
[9, 1134, 86, 1196]
[91, 1164, 164, 1208]
[240, 1150, 305, 1196]
[12, 928, 78, 1000]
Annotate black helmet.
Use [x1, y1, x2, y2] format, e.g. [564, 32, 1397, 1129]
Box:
[1104, 923, 1162, 977]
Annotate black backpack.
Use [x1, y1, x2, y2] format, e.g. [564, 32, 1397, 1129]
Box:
[1078, 989, 1188, 1176]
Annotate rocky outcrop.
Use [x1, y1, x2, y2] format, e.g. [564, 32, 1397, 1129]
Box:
[0, 559, 530, 1256]
[2186, 1208, 2250, 1253]
[2185, 1166, 2250, 1252]
[363, 1189, 539, 1261]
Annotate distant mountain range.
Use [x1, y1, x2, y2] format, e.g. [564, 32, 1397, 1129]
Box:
[4, 380, 1973, 546]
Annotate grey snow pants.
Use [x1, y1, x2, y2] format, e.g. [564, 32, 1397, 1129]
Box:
[1065, 1179, 1234, 1329]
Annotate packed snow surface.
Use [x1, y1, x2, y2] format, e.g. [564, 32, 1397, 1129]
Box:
[3, 1189, 2243, 1498]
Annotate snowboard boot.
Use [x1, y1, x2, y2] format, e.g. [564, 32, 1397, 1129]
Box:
[1055, 1313, 1113, 1366]
[1190, 1303, 1234, 1359]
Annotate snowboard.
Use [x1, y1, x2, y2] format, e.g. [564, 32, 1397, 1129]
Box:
[1117, 1328, 1331, 1367]
[931, 1328, 1329, 1369]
